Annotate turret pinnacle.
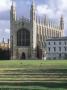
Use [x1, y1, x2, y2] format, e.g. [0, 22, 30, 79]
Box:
[32, 0, 35, 5]
[60, 15, 64, 30]
[10, 0, 16, 22]
[31, 0, 36, 8]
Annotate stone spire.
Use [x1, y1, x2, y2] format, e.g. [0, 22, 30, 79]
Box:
[10, 0, 16, 22]
[60, 15, 64, 30]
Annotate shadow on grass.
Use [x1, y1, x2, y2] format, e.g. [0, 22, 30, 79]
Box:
[3, 69, 67, 73]
[19, 82, 67, 89]
[0, 82, 67, 89]
[38, 69, 67, 74]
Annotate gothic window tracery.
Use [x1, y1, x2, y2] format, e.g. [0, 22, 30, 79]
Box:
[17, 28, 30, 46]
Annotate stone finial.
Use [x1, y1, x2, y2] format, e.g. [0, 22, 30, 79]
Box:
[60, 15, 64, 30]
[44, 15, 48, 26]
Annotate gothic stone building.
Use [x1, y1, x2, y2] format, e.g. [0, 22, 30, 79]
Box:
[10, 1, 64, 60]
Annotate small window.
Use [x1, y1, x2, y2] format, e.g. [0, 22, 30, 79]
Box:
[59, 42, 61, 45]
[59, 47, 61, 51]
[48, 47, 50, 52]
[64, 47, 67, 51]
[53, 47, 56, 52]
[65, 42, 66, 45]
[54, 42, 56, 45]
[48, 42, 50, 45]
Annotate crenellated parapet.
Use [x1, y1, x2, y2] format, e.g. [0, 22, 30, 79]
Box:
[17, 16, 30, 23]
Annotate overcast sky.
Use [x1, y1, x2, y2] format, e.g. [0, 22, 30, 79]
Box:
[0, 0, 67, 42]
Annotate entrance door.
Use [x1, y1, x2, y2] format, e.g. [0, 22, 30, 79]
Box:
[21, 52, 26, 59]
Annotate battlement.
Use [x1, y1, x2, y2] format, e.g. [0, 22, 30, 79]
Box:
[18, 16, 30, 23]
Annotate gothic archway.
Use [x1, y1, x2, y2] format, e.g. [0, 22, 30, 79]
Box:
[21, 52, 26, 59]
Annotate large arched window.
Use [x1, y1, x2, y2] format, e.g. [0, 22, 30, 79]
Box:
[17, 28, 30, 46]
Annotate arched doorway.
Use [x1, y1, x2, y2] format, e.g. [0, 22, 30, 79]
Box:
[21, 52, 26, 59]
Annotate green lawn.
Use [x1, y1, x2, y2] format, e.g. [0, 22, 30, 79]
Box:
[0, 60, 67, 68]
[0, 60, 67, 90]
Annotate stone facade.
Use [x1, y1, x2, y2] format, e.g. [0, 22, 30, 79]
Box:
[46, 37, 67, 60]
[10, 1, 64, 60]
